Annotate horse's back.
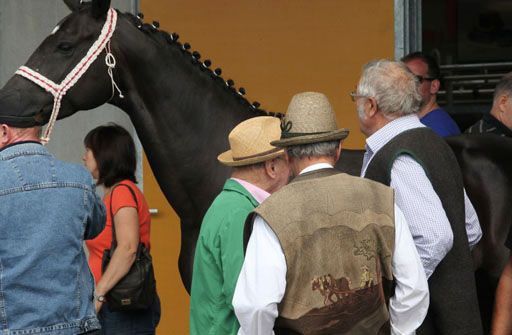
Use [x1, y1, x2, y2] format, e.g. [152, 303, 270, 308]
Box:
[447, 134, 512, 332]
[446, 134, 512, 273]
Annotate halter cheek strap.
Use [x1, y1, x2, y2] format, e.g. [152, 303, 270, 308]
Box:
[15, 8, 122, 144]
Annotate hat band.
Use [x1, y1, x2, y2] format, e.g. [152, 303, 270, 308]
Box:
[0, 114, 44, 127]
[281, 130, 331, 139]
[233, 147, 282, 161]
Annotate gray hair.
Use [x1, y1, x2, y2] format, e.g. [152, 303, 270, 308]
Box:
[286, 141, 339, 159]
[357, 60, 422, 119]
[494, 72, 512, 102]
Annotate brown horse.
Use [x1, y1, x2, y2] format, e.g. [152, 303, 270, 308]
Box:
[312, 274, 352, 306]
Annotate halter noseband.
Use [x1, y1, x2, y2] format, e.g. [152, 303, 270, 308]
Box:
[15, 8, 121, 144]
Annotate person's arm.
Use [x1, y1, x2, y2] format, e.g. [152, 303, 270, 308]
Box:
[463, 190, 482, 249]
[233, 215, 286, 335]
[492, 254, 512, 334]
[84, 183, 106, 240]
[94, 206, 139, 312]
[390, 155, 453, 278]
[389, 205, 430, 335]
[220, 209, 251, 309]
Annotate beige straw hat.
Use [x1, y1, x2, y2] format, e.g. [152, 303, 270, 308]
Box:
[271, 92, 349, 147]
[218, 116, 284, 167]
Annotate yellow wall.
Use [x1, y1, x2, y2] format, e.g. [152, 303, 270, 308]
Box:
[140, 1, 395, 333]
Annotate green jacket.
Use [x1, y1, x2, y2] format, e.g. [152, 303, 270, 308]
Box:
[190, 179, 259, 335]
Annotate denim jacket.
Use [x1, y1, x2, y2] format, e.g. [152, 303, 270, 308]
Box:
[0, 142, 106, 335]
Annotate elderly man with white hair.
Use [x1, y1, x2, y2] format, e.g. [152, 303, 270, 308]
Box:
[355, 59, 483, 335]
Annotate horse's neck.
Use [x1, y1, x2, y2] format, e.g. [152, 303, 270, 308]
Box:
[111, 18, 257, 220]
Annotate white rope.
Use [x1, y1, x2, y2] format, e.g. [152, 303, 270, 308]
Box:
[105, 41, 124, 100]
[15, 8, 119, 144]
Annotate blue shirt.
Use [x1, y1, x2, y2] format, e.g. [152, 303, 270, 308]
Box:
[0, 142, 106, 335]
[420, 108, 461, 137]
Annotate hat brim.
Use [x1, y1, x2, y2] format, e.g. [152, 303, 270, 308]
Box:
[271, 129, 349, 147]
[217, 148, 285, 167]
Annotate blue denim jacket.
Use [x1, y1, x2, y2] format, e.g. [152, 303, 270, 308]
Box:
[0, 142, 106, 335]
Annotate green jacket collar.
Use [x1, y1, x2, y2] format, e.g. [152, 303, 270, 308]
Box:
[223, 179, 260, 208]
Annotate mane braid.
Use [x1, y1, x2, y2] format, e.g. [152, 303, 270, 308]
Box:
[124, 12, 284, 118]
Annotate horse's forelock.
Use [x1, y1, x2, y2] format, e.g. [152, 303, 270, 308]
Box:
[63, 0, 81, 12]
[91, 0, 111, 19]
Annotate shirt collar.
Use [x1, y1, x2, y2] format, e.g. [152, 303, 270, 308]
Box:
[299, 162, 334, 175]
[231, 178, 270, 204]
[365, 114, 425, 154]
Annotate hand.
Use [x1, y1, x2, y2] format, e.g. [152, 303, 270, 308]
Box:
[95, 299, 104, 314]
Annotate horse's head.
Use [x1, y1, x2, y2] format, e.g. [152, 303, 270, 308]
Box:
[0, 0, 115, 128]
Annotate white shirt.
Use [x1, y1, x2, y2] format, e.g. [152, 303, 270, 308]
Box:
[360, 115, 483, 278]
[233, 163, 429, 335]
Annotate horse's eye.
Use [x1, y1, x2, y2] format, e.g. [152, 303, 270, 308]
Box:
[57, 42, 74, 53]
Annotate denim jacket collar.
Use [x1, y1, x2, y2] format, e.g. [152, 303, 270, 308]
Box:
[0, 141, 47, 158]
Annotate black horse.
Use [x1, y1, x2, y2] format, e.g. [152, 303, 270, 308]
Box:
[0, 1, 510, 329]
[0, 0, 274, 292]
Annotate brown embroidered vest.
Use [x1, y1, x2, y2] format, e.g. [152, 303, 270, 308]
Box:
[248, 169, 396, 334]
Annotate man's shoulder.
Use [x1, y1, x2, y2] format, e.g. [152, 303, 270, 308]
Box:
[262, 172, 393, 208]
[465, 114, 512, 137]
[424, 108, 461, 136]
[465, 119, 484, 134]
[429, 107, 451, 119]
[204, 187, 256, 221]
[215, 183, 253, 203]
[53, 159, 95, 185]
[387, 126, 450, 150]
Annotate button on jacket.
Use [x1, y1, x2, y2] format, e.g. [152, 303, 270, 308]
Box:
[0, 142, 106, 335]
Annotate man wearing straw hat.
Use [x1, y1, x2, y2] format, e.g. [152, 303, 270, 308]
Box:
[355, 60, 482, 334]
[190, 116, 290, 335]
[233, 92, 429, 334]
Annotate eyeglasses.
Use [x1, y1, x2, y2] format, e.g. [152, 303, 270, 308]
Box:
[415, 75, 436, 84]
[349, 91, 367, 102]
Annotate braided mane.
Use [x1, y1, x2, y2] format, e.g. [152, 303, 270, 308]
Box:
[123, 11, 283, 118]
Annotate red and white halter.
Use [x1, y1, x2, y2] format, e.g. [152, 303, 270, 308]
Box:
[15, 8, 122, 144]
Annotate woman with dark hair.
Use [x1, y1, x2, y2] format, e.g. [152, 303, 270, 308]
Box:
[83, 123, 160, 334]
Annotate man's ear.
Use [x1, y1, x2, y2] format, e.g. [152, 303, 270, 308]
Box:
[430, 78, 441, 95]
[334, 140, 343, 163]
[283, 150, 290, 164]
[265, 159, 277, 178]
[0, 124, 11, 147]
[498, 94, 509, 113]
[366, 97, 379, 118]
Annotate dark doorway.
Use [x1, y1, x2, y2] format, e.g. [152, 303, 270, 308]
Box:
[422, 0, 512, 131]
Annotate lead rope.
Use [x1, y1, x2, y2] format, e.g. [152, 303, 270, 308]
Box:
[105, 41, 124, 100]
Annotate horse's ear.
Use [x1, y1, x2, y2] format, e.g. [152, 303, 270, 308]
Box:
[91, 0, 111, 18]
[63, 0, 81, 12]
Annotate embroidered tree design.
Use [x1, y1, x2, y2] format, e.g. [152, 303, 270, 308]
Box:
[353, 239, 382, 281]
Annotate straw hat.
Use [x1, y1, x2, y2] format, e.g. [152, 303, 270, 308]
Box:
[218, 116, 284, 167]
[271, 92, 349, 147]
